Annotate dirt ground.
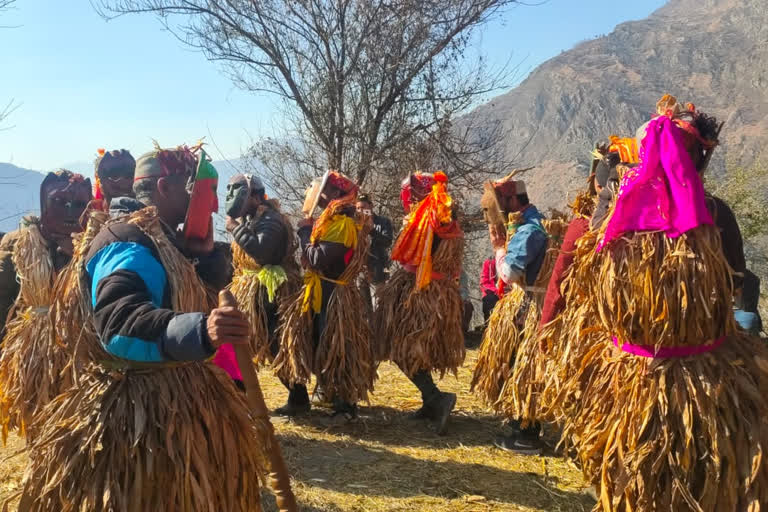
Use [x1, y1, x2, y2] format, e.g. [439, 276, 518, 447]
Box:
[0, 349, 595, 511]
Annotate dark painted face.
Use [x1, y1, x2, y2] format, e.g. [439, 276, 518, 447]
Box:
[41, 178, 92, 240]
[225, 181, 249, 218]
[318, 187, 343, 209]
[98, 159, 135, 200]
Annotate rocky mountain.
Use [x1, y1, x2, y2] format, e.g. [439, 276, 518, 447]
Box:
[470, 0, 768, 209]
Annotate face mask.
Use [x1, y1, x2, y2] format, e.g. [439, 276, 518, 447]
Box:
[225, 181, 249, 218]
[41, 181, 92, 237]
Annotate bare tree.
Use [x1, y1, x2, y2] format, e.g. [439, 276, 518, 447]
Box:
[98, 0, 521, 218]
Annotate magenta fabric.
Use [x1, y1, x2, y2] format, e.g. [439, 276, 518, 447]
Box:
[612, 335, 725, 358]
[212, 343, 242, 381]
[598, 115, 713, 251]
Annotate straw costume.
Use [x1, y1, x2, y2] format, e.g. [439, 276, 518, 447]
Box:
[375, 171, 464, 434]
[553, 98, 768, 511]
[527, 145, 624, 425]
[275, 171, 374, 418]
[16, 147, 268, 511]
[470, 176, 553, 453]
[221, 173, 301, 400]
[0, 171, 91, 442]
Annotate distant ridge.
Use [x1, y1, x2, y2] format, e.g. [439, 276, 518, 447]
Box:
[469, 0, 768, 209]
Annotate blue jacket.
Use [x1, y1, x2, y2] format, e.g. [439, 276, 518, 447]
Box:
[83, 198, 228, 363]
[499, 205, 548, 286]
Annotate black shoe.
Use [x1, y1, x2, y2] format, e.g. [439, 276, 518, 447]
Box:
[273, 401, 310, 417]
[332, 399, 358, 418]
[430, 392, 457, 436]
[493, 434, 544, 455]
[407, 405, 430, 420]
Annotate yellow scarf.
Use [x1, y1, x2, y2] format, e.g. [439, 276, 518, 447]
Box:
[302, 209, 360, 314]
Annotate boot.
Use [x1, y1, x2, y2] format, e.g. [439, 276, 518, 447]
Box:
[330, 399, 358, 423]
[428, 391, 457, 436]
[273, 401, 310, 417]
[273, 384, 311, 417]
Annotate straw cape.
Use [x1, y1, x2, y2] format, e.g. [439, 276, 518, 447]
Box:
[275, 198, 376, 405]
[0, 221, 73, 443]
[16, 207, 269, 511]
[555, 225, 768, 511]
[375, 173, 466, 377]
[229, 201, 300, 365]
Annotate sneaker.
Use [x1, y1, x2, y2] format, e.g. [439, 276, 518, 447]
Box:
[493, 434, 544, 455]
[311, 387, 332, 407]
[273, 401, 311, 417]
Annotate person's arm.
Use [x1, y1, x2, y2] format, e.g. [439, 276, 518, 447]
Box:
[0, 247, 19, 336]
[87, 238, 215, 362]
[713, 197, 746, 291]
[298, 222, 351, 270]
[377, 216, 394, 249]
[540, 218, 589, 326]
[194, 241, 232, 292]
[232, 212, 288, 266]
[480, 259, 495, 296]
[496, 225, 548, 285]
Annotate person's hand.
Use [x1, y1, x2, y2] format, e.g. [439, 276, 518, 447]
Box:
[206, 307, 250, 348]
[298, 217, 314, 229]
[489, 224, 506, 250]
[184, 217, 215, 256]
[225, 216, 240, 233]
[53, 234, 75, 257]
[363, 212, 374, 231]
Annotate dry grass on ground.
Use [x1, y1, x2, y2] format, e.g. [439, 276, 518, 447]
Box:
[0, 349, 594, 511]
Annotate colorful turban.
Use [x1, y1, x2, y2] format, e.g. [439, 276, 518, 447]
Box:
[492, 176, 526, 198]
[134, 145, 198, 182]
[324, 170, 358, 197]
[400, 171, 438, 212]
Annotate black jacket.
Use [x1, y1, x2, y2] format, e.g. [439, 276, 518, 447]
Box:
[231, 206, 289, 265]
[368, 214, 393, 283]
[298, 206, 356, 281]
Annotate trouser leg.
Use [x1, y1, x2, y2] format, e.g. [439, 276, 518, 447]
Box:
[408, 369, 441, 405]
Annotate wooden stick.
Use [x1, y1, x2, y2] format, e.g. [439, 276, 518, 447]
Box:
[218, 290, 298, 512]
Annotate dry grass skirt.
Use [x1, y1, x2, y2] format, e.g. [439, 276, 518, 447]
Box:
[471, 216, 567, 416]
[275, 223, 375, 404]
[376, 235, 465, 378]
[0, 224, 71, 443]
[553, 225, 768, 511]
[18, 363, 269, 512]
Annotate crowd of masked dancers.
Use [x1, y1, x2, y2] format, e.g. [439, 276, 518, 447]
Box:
[0, 94, 766, 511]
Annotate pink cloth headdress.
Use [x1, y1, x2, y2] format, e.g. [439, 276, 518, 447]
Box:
[597, 115, 713, 251]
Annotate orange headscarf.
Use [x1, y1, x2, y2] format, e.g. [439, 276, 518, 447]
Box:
[608, 135, 639, 164]
[391, 171, 462, 290]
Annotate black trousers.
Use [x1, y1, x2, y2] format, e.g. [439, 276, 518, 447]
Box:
[482, 293, 499, 323]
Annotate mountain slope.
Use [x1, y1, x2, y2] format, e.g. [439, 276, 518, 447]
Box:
[471, 0, 768, 208]
[0, 163, 44, 232]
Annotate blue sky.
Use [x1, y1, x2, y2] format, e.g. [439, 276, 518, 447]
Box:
[0, 0, 667, 172]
